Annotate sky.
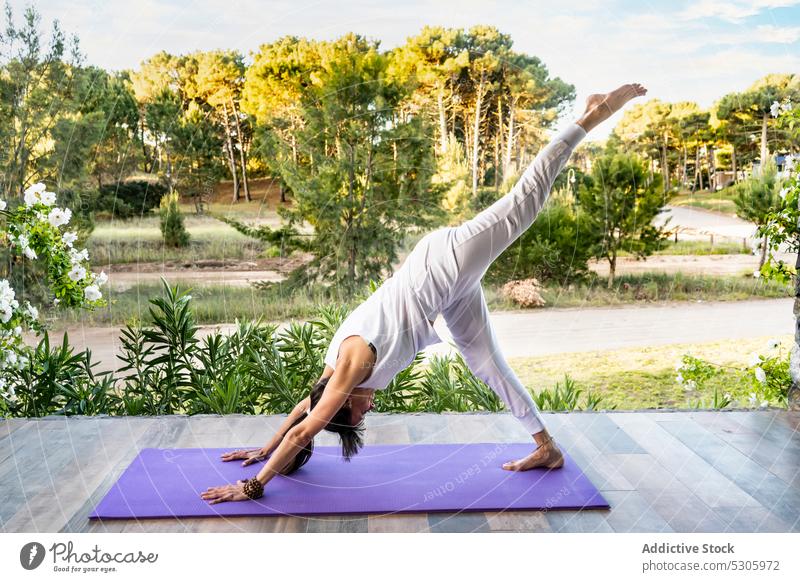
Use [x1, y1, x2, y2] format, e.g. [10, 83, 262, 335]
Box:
[7, 0, 800, 140]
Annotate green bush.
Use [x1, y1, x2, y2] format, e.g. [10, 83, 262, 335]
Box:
[93, 180, 168, 220]
[485, 196, 601, 284]
[159, 192, 190, 247]
[532, 374, 613, 412]
[0, 279, 524, 418]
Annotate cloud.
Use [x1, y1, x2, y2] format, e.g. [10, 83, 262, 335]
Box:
[679, 0, 800, 23]
[753, 24, 800, 42]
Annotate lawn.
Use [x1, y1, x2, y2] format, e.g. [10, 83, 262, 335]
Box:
[48, 271, 791, 327]
[509, 334, 792, 410]
[670, 189, 738, 216]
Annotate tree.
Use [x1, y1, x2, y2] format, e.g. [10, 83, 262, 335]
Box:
[263, 33, 443, 291]
[717, 74, 799, 166]
[578, 153, 669, 288]
[192, 50, 252, 202]
[0, 3, 83, 199]
[756, 100, 800, 409]
[242, 36, 322, 203]
[732, 159, 784, 269]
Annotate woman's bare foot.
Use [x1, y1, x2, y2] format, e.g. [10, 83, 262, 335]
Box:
[502, 436, 564, 471]
[577, 83, 647, 132]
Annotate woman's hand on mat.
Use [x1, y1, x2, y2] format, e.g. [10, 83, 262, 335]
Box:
[200, 480, 250, 504]
[220, 448, 268, 467]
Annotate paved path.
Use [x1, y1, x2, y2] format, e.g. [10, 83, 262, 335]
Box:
[27, 298, 794, 373]
[655, 205, 756, 239]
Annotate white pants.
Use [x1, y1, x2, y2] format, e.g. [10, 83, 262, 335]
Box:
[423, 122, 587, 434]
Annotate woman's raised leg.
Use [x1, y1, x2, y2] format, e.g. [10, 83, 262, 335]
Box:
[448, 83, 647, 295]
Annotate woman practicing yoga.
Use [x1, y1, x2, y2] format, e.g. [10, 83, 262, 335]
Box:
[201, 82, 647, 504]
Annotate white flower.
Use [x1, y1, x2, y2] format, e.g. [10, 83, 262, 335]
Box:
[68, 248, 89, 264]
[760, 399, 769, 408]
[749, 353, 761, 367]
[24, 302, 38, 320]
[779, 187, 789, 201]
[84, 285, 102, 302]
[748, 392, 758, 406]
[770, 101, 781, 117]
[23, 246, 37, 260]
[753, 270, 761, 279]
[17, 234, 29, 249]
[93, 271, 108, 287]
[0, 199, 6, 211]
[68, 264, 87, 282]
[13, 326, 21, 335]
[754, 366, 767, 384]
[5, 350, 17, 366]
[724, 392, 731, 400]
[676, 373, 684, 385]
[47, 207, 71, 227]
[61, 231, 78, 247]
[781, 100, 792, 113]
[53, 297, 60, 306]
[0, 305, 11, 324]
[23, 183, 46, 206]
[767, 338, 780, 350]
[40, 191, 56, 207]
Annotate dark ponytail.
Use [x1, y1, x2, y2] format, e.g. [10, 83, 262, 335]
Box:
[309, 376, 364, 461]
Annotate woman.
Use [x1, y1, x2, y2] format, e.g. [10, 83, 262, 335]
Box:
[201, 83, 647, 504]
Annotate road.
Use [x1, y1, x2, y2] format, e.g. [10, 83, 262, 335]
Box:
[27, 298, 794, 373]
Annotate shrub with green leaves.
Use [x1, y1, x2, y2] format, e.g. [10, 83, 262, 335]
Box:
[675, 339, 790, 408]
[485, 195, 601, 284]
[159, 191, 190, 247]
[1, 183, 107, 410]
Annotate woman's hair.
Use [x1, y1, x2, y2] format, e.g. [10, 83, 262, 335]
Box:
[279, 413, 315, 476]
[309, 375, 364, 461]
[279, 375, 365, 474]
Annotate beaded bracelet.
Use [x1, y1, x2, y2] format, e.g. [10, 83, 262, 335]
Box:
[242, 477, 264, 499]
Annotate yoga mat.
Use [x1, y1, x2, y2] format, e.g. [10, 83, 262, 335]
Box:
[89, 443, 609, 519]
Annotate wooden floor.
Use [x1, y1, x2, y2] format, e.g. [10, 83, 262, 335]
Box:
[1, 410, 798, 533]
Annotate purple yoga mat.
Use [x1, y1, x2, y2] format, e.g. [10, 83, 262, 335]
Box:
[89, 443, 609, 519]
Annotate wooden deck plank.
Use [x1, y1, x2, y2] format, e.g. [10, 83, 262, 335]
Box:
[601, 490, 675, 533]
[428, 512, 490, 533]
[3, 417, 152, 533]
[0, 418, 27, 441]
[368, 513, 430, 533]
[306, 515, 369, 533]
[1, 412, 798, 533]
[64, 417, 190, 533]
[606, 452, 730, 532]
[485, 510, 552, 532]
[563, 413, 647, 454]
[712, 506, 796, 533]
[545, 508, 613, 533]
[611, 413, 762, 509]
[659, 418, 800, 532]
[545, 417, 637, 492]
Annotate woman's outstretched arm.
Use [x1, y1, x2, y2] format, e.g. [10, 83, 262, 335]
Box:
[200, 341, 373, 504]
[219, 395, 312, 466]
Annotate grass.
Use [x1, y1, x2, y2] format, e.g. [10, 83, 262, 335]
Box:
[510, 334, 792, 410]
[88, 214, 271, 264]
[618, 239, 749, 257]
[670, 189, 738, 215]
[485, 272, 791, 310]
[47, 281, 347, 327]
[46, 271, 792, 328]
